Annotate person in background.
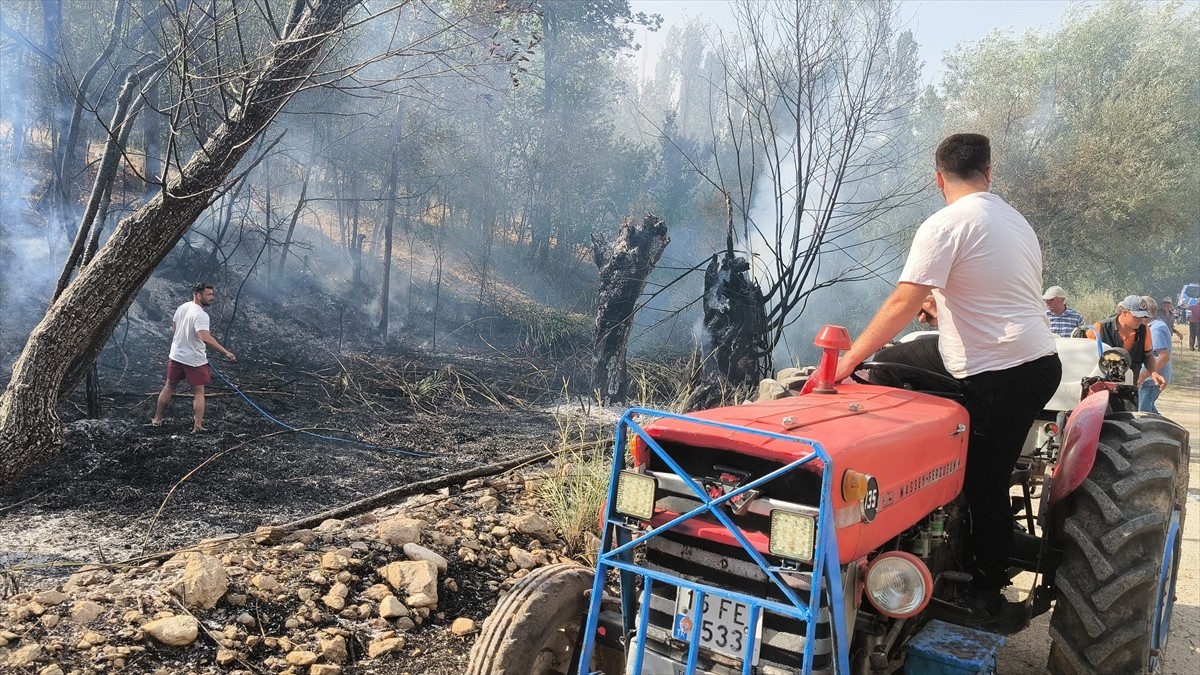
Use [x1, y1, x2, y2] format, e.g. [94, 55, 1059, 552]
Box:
[834, 133, 1060, 626]
[1158, 297, 1184, 345]
[1043, 286, 1085, 337]
[1190, 300, 1200, 352]
[1083, 295, 1164, 388]
[151, 282, 237, 432]
[1138, 296, 1172, 413]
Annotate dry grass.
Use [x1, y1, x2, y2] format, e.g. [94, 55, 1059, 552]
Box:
[535, 398, 614, 561]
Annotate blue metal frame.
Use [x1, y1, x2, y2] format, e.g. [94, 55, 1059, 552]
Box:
[577, 407, 852, 675]
[1149, 507, 1182, 672]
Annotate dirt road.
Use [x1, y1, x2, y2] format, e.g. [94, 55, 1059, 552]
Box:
[998, 347, 1200, 673]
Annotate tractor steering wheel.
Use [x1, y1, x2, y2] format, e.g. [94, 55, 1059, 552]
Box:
[850, 361, 967, 401]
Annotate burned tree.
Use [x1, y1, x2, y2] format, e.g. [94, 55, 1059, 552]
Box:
[700, 252, 769, 385]
[591, 214, 669, 405]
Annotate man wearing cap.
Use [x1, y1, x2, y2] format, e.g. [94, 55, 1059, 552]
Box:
[1136, 296, 1172, 413]
[1083, 295, 1164, 387]
[1158, 297, 1184, 345]
[834, 133, 1061, 627]
[1043, 286, 1085, 337]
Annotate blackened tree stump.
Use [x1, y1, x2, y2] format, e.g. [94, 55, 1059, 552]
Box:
[591, 214, 669, 404]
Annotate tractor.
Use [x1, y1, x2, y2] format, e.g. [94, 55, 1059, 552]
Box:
[467, 326, 1189, 675]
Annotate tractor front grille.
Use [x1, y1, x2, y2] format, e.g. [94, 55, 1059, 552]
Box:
[639, 529, 834, 674]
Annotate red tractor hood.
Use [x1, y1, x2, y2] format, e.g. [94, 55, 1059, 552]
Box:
[643, 383, 970, 562]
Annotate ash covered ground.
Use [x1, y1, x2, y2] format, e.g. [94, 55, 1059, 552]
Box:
[0, 268, 603, 674]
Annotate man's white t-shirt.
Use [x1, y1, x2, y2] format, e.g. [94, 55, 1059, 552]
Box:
[169, 302, 211, 367]
[899, 192, 1057, 378]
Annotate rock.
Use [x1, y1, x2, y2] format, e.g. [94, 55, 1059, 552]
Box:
[378, 596, 408, 619]
[376, 517, 423, 547]
[285, 650, 318, 667]
[69, 600, 104, 624]
[508, 546, 536, 569]
[320, 551, 349, 571]
[251, 574, 283, 593]
[511, 513, 557, 542]
[174, 554, 229, 609]
[450, 617, 476, 636]
[38, 665, 64, 675]
[776, 366, 807, 380]
[216, 648, 239, 666]
[756, 378, 789, 401]
[65, 568, 111, 590]
[367, 636, 405, 659]
[362, 584, 392, 602]
[142, 615, 199, 646]
[406, 592, 437, 609]
[253, 525, 288, 544]
[323, 583, 349, 610]
[318, 635, 348, 664]
[477, 495, 499, 511]
[297, 588, 316, 603]
[311, 665, 343, 675]
[401, 543, 448, 574]
[32, 590, 67, 606]
[6, 643, 42, 667]
[236, 612, 256, 627]
[315, 518, 347, 534]
[377, 561, 438, 604]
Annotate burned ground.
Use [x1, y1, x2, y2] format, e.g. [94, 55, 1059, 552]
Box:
[0, 265, 605, 674]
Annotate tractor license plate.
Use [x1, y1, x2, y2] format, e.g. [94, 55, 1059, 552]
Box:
[673, 588, 761, 662]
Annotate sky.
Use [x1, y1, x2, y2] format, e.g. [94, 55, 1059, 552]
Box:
[628, 0, 1096, 86]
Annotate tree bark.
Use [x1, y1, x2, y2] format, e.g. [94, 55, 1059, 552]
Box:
[379, 146, 399, 338]
[0, 0, 358, 490]
[591, 214, 669, 405]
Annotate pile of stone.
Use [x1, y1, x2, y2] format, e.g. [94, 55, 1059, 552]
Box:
[0, 479, 570, 674]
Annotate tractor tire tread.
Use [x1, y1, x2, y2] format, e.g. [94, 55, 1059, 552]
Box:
[1048, 414, 1188, 675]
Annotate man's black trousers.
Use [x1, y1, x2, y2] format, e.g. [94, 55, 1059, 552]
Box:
[960, 353, 1061, 589]
[867, 340, 1062, 590]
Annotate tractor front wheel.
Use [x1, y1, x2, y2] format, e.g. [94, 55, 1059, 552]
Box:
[1048, 414, 1189, 674]
[466, 562, 624, 675]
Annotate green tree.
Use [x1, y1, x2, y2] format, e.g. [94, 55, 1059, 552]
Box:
[938, 0, 1199, 289]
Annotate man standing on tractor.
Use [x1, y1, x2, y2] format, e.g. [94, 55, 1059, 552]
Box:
[834, 133, 1061, 624]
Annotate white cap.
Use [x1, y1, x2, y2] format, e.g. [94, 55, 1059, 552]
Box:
[1042, 286, 1067, 300]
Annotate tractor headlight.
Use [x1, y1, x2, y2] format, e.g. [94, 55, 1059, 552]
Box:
[864, 552, 932, 618]
[769, 510, 816, 562]
[614, 471, 656, 521]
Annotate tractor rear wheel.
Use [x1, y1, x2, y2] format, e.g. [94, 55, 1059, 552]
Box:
[466, 562, 624, 675]
[1048, 414, 1189, 674]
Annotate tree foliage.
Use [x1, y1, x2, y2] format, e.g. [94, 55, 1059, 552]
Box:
[938, 0, 1199, 291]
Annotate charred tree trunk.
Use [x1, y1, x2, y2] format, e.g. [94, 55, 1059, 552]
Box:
[699, 251, 771, 378]
[591, 214, 669, 405]
[379, 147, 399, 339]
[275, 167, 310, 286]
[0, 0, 358, 489]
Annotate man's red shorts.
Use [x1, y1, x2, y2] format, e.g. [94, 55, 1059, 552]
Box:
[167, 359, 211, 387]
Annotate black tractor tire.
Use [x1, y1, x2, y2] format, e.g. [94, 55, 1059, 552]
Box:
[466, 562, 625, 675]
[1048, 414, 1189, 674]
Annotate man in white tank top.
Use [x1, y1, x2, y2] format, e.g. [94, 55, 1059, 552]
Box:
[150, 283, 236, 432]
[834, 134, 1062, 625]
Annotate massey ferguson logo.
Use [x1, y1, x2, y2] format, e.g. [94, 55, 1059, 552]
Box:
[702, 466, 760, 515]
